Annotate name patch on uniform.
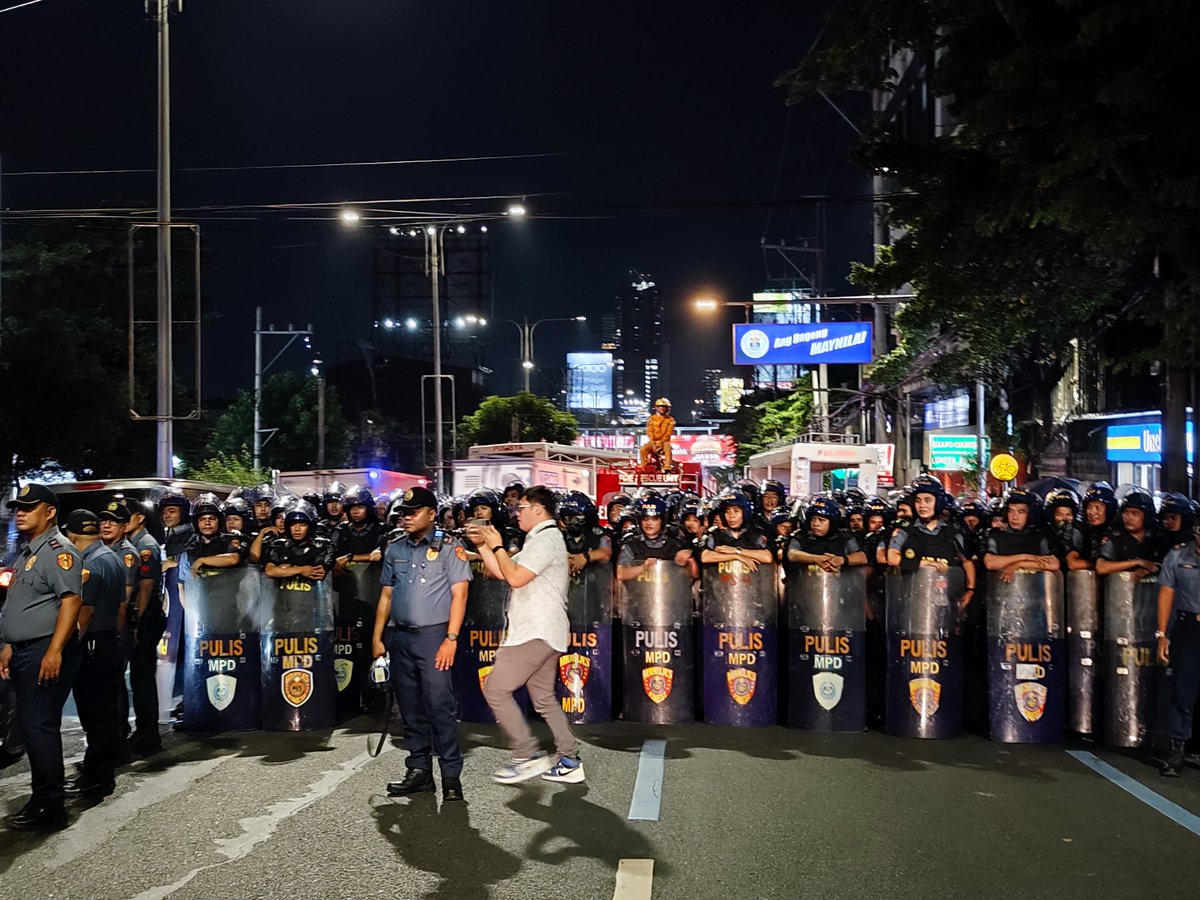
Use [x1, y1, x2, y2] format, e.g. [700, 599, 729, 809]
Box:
[57, 553, 75, 571]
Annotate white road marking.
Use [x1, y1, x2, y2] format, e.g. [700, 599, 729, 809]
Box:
[132, 743, 395, 900]
[628, 739, 666, 821]
[613, 858, 654, 899]
[47, 754, 236, 868]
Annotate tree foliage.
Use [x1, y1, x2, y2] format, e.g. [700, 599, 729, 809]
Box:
[781, 0, 1200, 480]
[186, 452, 271, 487]
[206, 372, 352, 471]
[458, 393, 579, 448]
[731, 381, 814, 466]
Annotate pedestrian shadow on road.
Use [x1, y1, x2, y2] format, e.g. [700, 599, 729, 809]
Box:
[185, 730, 340, 765]
[371, 793, 522, 899]
[506, 785, 669, 879]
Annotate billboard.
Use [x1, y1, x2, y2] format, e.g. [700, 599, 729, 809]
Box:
[732, 322, 874, 366]
[718, 377, 745, 413]
[923, 391, 971, 431]
[1106, 421, 1194, 463]
[927, 434, 990, 472]
[566, 352, 613, 411]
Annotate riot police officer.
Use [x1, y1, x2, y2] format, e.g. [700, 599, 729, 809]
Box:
[1158, 493, 1196, 554]
[264, 504, 336, 581]
[251, 484, 276, 534]
[126, 497, 165, 756]
[787, 496, 867, 572]
[63, 509, 127, 799]
[1082, 482, 1119, 562]
[333, 485, 386, 567]
[98, 500, 137, 746]
[887, 481, 977, 609]
[1157, 519, 1200, 776]
[699, 493, 775, 572]
[1045, 489, 1089, 570]
[220, 497, 253, 538]
[372, 486, 470, 802]
[158, 492, 194, 726]
[1095, 489, 1163, 578]
[761, 480, 788, 516]
[321, 481, 349, 531]
[185, 497, 249, 576]
[465, 490, 523, 553]
[0, 485, 83, 830]
[616, 497, 697, 582]
[983, 489, 1060, 582]
[558, 492, 612, 575]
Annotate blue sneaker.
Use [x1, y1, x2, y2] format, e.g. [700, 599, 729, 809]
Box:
[492, 752, 552, 784]
[541, 756, 585, 784]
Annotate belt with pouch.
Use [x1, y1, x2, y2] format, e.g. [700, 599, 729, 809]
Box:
[1177, 610, 1200, 623]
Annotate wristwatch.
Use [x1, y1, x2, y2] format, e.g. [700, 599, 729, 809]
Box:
[445, 632, 459, 642]
[489, 545, 505, 555]
[1155, 630, 1167, 639]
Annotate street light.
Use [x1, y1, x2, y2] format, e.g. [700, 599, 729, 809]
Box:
[496, 316, 588, 392]
[340, 208, 362, 225]
[506, 203, 527, 217]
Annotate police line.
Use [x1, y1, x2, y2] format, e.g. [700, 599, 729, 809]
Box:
[178, 562, 1169, 746]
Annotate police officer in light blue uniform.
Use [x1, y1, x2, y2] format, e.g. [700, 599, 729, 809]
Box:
[372, 486, 471, 802]
[0, 484, 83, 831]
[1157, 519, 1200, 776]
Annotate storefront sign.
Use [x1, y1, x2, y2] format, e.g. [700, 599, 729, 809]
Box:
[927, 434, 990, 472]
[1106, 421, 1194, 463]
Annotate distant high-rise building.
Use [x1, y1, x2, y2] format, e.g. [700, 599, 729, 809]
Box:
[614, 268, 663, 418]
[703, 369, 722, 411]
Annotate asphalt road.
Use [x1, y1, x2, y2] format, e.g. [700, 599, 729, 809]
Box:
[2, 715, 1199, 899]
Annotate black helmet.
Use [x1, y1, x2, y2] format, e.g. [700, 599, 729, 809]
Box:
[806, 496, 843, 529]
[761, 479, 788, 508]
[283, 500, 319, 528]
[466, 489, 510, 528]
[557, 491, 597, 534]
[603, 491, 633, 523]
[715, 491, 754, 526]
[909, 479, 948, 516]
[253, 483, 277, 505]
[342, 484, 375, 510]
[729, 479, 761, 511]
[1083, 482, 1118, 521]
[1044, 488, 1080, 518]
[502, 480, 526, 500]
[1159, 492, 1196, 531]
[1119, 488, 1157, 522]
[768, 509, 792, 530]
[1003, 488, 1043, 527]
[633, 496, 670, 520]
[323, 481, 348, 504]
[301, 491, 322, 508]
[958, 497, 989, 523]
[191, 493, 225, 531]
[864, 495, 894, 526]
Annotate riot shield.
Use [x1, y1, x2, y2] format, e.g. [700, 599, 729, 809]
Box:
[986, 570, 1065, 743]
[1103, 573, 1162, 748]
[619, 560, 695, 724]
[556, 562, 614, 724]
[259, 575, 336, 731]
[1066, 569, 1101, 734]
[181, 566, 262, 733]
[453, 559, 532, 722]
[786, 566, 868, 731]
[700, 560, 779, 726]
[156, 564, 184, 726]
[331, 560, 382, 717]
[885, 566, 966, 738]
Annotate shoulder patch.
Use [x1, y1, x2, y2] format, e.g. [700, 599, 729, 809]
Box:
[124, 552, 136, 567]
[140, 549, 154, 562]
[57, 552, 75, 571]
[455, 545, 468, 561]
[82, 568, 91, 584]
[904, 548, 916, 559]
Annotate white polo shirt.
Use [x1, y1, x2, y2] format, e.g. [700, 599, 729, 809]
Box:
[504, 518, 570, 652]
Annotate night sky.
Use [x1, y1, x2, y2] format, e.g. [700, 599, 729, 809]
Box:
[1, 0, 869, 410]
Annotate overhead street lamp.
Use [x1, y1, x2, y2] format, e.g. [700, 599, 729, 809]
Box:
[692, 292, 914, 321]
[496, 316, 588, 393]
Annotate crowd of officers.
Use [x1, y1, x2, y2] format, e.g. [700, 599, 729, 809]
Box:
[4, 474, 1200, 830]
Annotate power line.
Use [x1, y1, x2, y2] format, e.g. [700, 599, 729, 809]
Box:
[0, 0, 44, 13]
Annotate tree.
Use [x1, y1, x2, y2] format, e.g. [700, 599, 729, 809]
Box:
[186, 452, 271, 488]
[458, 393, 579, 448]
[731, 381, 814, 466]
[782, 0, 1200, 485]
[206, 372, 353, 471]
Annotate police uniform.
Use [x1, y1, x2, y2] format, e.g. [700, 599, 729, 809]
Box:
[1098, 527, 1163, 564]
[703, 524, 771, 555]
[1161, 541, 1200, 774]
[266, 532, 336, 572]
[333, 518, 387, 557]
[889, 519, 968, 571]
[564, 525, 612, 559]
[380, 492, 471, 788]
[128, 522, 165, 748]
[0, 485, 82, 828]
[787, 530, 862, 563]
[617, 532, 689, 565]
[68, 512, 128, 793]
[984, 526, 1056, 560]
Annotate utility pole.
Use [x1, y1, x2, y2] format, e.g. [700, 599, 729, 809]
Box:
[317, 368, 326, 469]
[153, 0, 175, 477]
[253, 306, 313, 472]
[427, 227, 445, 493]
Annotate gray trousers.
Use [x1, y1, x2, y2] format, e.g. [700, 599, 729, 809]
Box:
[483, 639, 578, 760]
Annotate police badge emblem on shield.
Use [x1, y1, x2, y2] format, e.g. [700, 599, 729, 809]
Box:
[909, 677, 941, 717]
[478, 664, 495, 692]
[642, 665, 673, 704]
[334, 658, 353, 692]
[282, 668, 313, 708]
[1014, 681, 1047, 722]
[558, 653, 590, 695]
[812, 671, 844, 711]
[207, 674, 236, 711]
[727, 667, 757, 706]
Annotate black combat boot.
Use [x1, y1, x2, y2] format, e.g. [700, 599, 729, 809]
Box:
[1161, 739, 1186, 777]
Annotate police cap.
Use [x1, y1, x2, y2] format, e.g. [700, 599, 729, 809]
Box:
[6, 483, 58, 510]
[396, 486, 438, 511]
[98, 499, 133, 523]
[65, 508, 101, 536]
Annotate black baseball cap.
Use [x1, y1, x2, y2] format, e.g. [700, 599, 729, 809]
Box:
[98, 500, 132, 524]
[6, 483, 58, 510]
[65, 509, 101, 536]
[395, 486, 438, 510]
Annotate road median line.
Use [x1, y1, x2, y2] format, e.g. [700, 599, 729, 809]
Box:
[627, 738, 665, 821]
[1067, 749, 1200, 837]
